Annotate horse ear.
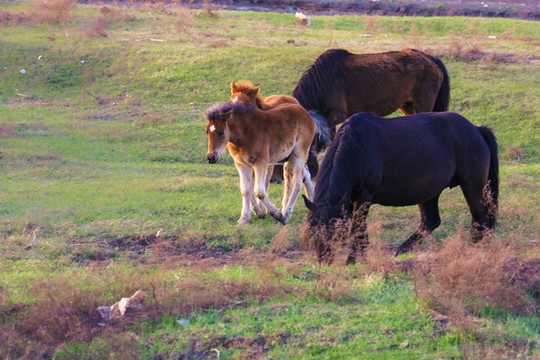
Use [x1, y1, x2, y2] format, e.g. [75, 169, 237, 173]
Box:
[248, 87, 259, 98]
[302, 195, 315, 211]
[219, 108, 233, 122]
[231, 81, 237, 93]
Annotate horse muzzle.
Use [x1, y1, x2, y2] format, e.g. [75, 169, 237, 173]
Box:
[207, 153, 219, 164]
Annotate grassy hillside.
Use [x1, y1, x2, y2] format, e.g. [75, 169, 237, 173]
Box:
[0, 1, 539, 358]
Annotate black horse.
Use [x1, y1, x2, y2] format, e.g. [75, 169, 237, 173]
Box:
[303, 112, 498, 265]
[292, 48, 451, 180]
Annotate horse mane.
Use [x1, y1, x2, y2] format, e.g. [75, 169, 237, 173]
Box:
[314, 114, 371, 207]
[205, 102, 256, 121]
[292, 49, 351, 112]
[232, 80, 266, 108]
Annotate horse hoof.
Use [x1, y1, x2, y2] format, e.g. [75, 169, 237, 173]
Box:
[273, 212, 286, 224]
[395, 246, 408, 256]
[237, 216, 251, 225]
[254, 209, 266, 219]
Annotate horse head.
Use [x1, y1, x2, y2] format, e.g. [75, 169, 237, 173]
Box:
[302, 194, 349, 263]
[230, 80, 259, 105]
[205, 103, 233, 164]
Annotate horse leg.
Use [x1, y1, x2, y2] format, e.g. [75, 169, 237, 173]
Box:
[306, 149, 319, 180]
[461, 186, 492, 243]
[281, 157, 305, 224]
[281, 161, 292, 211]
[399, 103, 415, 116]
[303, 164, 314, 200]
[266, 165, 274, 191]
[347, 203, 370, 265]
[396, 196, 441, 255]
[253, 163, 282, 222]
[270, 165, 284, 184]
[401, 94, 439, 115]
[234, 162, 255, 225]
[250, 169, 266, 219]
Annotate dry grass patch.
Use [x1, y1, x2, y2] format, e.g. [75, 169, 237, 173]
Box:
[414, 229, 538, 321]
[429, 31, 533, 64]
[0, 10, 26, 27]
[174, 6, 195, 33]
[30, 0, 76, 25]
[79, 6, 137, 38]
[202, 0, 220, 18]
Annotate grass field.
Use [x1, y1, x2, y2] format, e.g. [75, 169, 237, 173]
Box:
[0, 1, 539, 358]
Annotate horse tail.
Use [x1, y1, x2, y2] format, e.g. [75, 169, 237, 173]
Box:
[304, 110, 331, 179]
[431, 56, 451, 112]
[477, 126, 499, 228]
[309, 110, 331, 152]
[292, 49, 350, 112]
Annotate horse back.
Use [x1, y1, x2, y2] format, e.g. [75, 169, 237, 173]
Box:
[262, 95, 300, 110]
[256, 103, 316, 161]
[344, 112, 490, 206]
[342, 50, 443, 116]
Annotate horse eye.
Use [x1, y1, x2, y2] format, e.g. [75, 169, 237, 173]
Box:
[219, 131, 225, 136]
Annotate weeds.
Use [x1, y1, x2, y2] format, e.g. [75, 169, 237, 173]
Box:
[414, 229, 538, 356]
[0, 10, 26, 27]
[174, 6, 195, 33]
[202, 0, 219, 17]
[31, 0, 76, 25]
[80, 6, 137, 38]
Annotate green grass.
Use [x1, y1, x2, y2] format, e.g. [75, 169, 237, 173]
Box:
[0, 1, 539, 358]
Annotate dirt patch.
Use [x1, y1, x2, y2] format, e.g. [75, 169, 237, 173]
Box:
[104, 234, 246, 263]
[182, 0, 540, 20]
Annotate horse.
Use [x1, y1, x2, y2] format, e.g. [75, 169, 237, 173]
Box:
[293, 48, 451, 134]
[230, 80, 300, 110]
[205, 101, 317, 225]
[303, 112, 498, 265]
[230, 80, 330, 183]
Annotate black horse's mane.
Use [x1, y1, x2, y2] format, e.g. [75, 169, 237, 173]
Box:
[292, 49, 351, 112]
[314, 115, 370, 208]
[205, 102, 256, 121]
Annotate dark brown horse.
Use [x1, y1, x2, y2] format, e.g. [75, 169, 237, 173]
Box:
[303, 112, 498, 265]
[293, 48, 451, 133]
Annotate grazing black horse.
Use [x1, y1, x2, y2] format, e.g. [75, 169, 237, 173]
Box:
[303, 112, 498, 265]
[292, 48, 451, 180]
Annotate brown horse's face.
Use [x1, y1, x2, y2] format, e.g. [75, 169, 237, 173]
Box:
[205, 119, 229, 164]
[230, 90, 255, 105]
[230, 82, 259, 106]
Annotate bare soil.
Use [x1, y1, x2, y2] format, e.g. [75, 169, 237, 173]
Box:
[191, 0, 540, 20]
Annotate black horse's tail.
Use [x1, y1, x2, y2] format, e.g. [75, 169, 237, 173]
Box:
[431, 56, 451, 112]
[477, 126, 499, 228]
[306, 110, 332, 179]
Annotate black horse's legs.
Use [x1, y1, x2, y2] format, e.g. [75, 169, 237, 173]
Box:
[347, 204, 370, 265]
[461, 187, 491, 243]
[396, 196, 441, 255]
